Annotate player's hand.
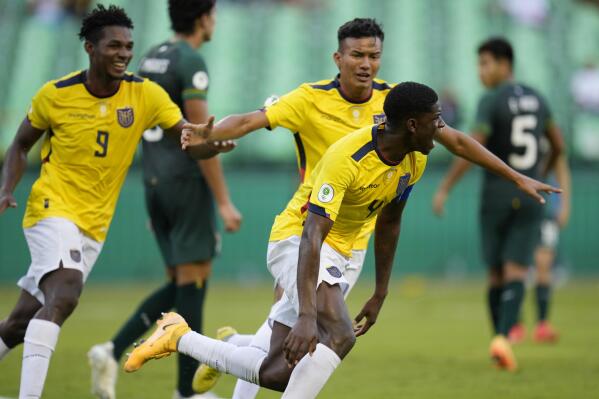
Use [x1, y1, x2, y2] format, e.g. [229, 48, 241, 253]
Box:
[432, 188, 448, 217]
[218, 202, 242, 232]
[181, 115, 215, 150]
[515, 174, 562, 204]
[206, 140, 236, 154]
[0, 191, 17, 215]
[283, 315, 318, 368]
[354, 295, 385, 337]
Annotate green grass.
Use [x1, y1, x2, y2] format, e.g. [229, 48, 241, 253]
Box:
[0, 280, 598, 398]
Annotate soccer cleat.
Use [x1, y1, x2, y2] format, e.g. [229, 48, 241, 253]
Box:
[534, 321, 559, 343]
[490, 335, 518, 372]
[88, 341, 118, 399]
[123, 312, 191, 373]
[508, 323, 526, 344]
[173, 390, 224, 399]
[192, 326, 238, 393]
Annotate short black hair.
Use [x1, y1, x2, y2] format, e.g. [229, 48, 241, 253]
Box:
[384, 82, 438, 125]
[169, 0, 216, 35]
[337, 18, 384, 50]
[478, 37, 514, 67]
[78, 4, 133, 43]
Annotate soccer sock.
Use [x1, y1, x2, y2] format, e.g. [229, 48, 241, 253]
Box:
[231, 319, 273, 399]
[175, 281, 207, 397]
[281, 343, 341, 399]
[536, 284, 551, 322]
[226, 333, 254, 347]
[498, 281, 525, 336]
[487, 286, 502, 334]
[0, 336, 10, 361]
[178, 331, 266, 385]
[19, 319, 60, 399]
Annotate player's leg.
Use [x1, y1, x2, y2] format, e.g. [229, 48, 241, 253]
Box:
[533, 219, 560, 342]
[0, 289, 43, 359]
[281, 282, 352, 399]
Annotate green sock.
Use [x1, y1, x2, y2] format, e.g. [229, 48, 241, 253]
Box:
[536, 284, 551, 322]
[112, 281, 176, 360]
[498, 281, 525, 336]
[487, 286, 502, 334]
[176, 281, 207, 397]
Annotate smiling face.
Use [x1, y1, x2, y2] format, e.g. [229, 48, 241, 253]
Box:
[410, 103, 445, 155]
[87, 26, 133, 80]
[334, 36, 382, 92]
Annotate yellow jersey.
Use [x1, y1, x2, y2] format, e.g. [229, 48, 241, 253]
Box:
[269, 123, 427, 257]
[23, 70, 182, 241]
[264, 76, 392, 249]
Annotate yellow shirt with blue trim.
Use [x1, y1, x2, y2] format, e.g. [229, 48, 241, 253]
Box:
[23, 70, 182, 241]
[264, 76, 392, 250]
[269, 123, 428, 257]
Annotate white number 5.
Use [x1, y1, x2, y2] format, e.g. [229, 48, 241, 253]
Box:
[509, 115, 537, 170]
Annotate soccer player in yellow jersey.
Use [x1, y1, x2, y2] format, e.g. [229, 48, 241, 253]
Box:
[125, 82, 559, 398]
[0, 5, 233, 398]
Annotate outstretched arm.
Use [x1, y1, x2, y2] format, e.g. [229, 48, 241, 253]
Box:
[283, 211, 333, 367]
[0, 118, 45, 214]
[165, 119, 236, 160]
[354, 198, 407, 336]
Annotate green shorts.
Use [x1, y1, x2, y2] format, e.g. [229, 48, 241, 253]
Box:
[144, 176, 218, 267]
[480, 194, 542, 268]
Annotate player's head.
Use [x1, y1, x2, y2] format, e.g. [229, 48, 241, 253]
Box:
[334, 18, 384, 91]
[79, 4, 134, 80]
[169, 0, 217, 43]
[477, 37, 514, 88]
[384, 82, 444, 155]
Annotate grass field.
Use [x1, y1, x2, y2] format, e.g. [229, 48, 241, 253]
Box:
[0, 280, 598, 398]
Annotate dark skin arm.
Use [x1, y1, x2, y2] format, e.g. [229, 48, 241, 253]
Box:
[433, 126, 562, 216]
[354, 198, 407, 336]
[283, 211, 333, 367]
[0, 118, 45, 214]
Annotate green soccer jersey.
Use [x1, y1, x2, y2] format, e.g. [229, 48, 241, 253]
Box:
[138, 40, 209, 183]
[473, 81, 554, 199]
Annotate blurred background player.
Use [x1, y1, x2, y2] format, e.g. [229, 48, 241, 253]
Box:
[0, 4, 233, 399]
[432, 37, 565, 371]
[509, 152, 571, 344]
[88, 1, 242, 399]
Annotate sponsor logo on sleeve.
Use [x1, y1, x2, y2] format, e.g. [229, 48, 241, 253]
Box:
[317, 183, 334, 203]
[263, 94, 280, 107]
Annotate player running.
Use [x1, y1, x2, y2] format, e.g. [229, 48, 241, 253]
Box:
[0, 5, 233, 398]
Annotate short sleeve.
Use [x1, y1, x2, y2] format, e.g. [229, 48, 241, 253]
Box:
[307, 151, 358, 221]
[27, 82, 54, 130]
[264, 85, 311, 132]
[180, 53, 209, 101]
[144, 80, 183, 130]
[472, 92, 495, 135]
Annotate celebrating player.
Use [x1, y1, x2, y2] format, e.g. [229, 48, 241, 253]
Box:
[125, 82, 559, 398]
[432, 37, 565, 370]
[87, 2, 242, 398]
[0, 5, 233, 398]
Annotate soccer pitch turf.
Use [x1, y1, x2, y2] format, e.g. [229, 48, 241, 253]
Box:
[0, 280, 597, 398]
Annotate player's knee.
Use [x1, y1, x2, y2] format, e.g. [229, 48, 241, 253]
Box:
[258, 356, 290, 392]
[1, 317, 29, 344]
[47, 291, 80, 320]
[328, 325, 356, 358]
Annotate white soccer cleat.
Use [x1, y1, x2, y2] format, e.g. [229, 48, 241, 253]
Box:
[88, 341, 118, 399]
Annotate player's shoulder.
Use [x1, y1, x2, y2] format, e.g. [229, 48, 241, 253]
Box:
[330, 124, 375, 159]
[50, 70, 86, 91]
[372, 78, 393, 92]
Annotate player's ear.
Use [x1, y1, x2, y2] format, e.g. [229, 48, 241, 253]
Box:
[84, 40, 94, 56]
[405, 118, 417, 134]
[333, 50, 342, 69]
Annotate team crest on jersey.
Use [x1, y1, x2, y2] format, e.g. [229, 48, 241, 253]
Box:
[318, 183, 334, 203]
[117, 107, 134, 128]
[396, 173, 411, 197]
[373, 113, 386, 124]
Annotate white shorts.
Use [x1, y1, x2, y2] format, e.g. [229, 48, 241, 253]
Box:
[345, 249, 366, 298]
[267, 235, 350, 328]
[18, 217, 103, 304]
